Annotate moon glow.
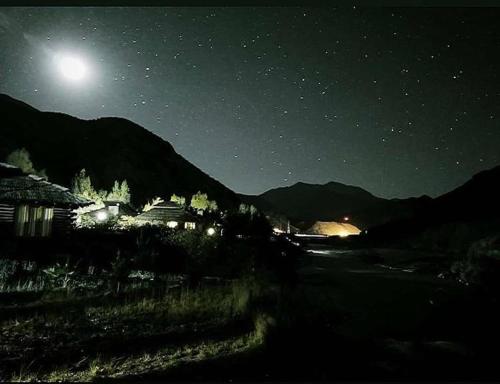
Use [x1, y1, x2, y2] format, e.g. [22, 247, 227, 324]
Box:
[57, 55, 87, 82]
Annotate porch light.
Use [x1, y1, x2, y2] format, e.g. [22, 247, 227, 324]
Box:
[96, 211, 108, 222]
[207, 227, 216, 236]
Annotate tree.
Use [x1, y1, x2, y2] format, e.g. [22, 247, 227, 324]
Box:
[190, 191, 218, 213]
[170, 194, 186, 206]
[190, 191, 209, 212]
[208, 200, 218, 212]
[72, 169, 131, 204]
[106, 181, 122, 201]
[143, 197, 164, 212]
[71, 169, 102, 203]
[106, 180, 131, 203]
[5, 148, 47, 178]
[239, 203, 258, 217]
[119, 180, 131, 204]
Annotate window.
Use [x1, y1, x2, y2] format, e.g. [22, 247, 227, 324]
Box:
[184, 222, 196, 230]
[166, 221, 178, 228]
[15, 205, 54, 237]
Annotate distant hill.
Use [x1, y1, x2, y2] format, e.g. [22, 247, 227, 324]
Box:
[240, 181, 432, 230]
[0, 94, 239, 208]
[432, 165, 500, 220]
[366, 165, 500, 248]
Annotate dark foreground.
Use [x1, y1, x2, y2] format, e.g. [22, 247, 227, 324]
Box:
[2, 245, 500, 381]
[149, 245, 500, 381]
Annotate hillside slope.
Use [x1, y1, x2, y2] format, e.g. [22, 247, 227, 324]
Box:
[241, 181, 432, 230]
[432, 165, 500, 220]
[0, 94, 239, 208]
[366, 165, 500, 246]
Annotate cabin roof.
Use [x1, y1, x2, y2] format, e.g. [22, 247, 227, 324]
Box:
[0, 163, 92, 208]
[135, 201, 197, 223]
[0, 162, 25, 178]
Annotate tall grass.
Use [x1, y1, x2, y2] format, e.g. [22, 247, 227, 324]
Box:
[2, 275, 277, 382]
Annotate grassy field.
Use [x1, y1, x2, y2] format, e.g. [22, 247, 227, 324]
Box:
[0, 272, 277, 382]
[3, 246, 500, 381]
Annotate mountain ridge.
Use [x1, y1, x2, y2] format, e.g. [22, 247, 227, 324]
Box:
[0, 94, 239, 208]
[3, 93, 498, 229]
[365, 164, 500, 245]
[241, 165, 499, 231]
[240, 180, 432, 230]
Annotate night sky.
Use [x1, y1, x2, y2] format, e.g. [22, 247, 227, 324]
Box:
[0, 7, 499, 198]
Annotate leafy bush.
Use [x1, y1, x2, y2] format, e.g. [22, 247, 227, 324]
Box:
[0, 260, 43, 292]
[451, 235, 500, 291]
[252, 312, 277, 344]
[42, 263, 75, 289]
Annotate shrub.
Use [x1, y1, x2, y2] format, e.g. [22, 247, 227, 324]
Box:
[252, 312, 277, 344]
[42, 262, 75, 289]
[451, 235, 500, 291]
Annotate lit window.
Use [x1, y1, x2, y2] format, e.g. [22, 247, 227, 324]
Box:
[184, 222, 196, 230]
[166, 221, 178, 228]
[15, 205, 54, 237]
[108, 205, 119, 216]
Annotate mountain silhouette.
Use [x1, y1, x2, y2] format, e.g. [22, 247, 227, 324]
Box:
[240, 181, 432, 230]
[0, 94, 239, 208]
[366, 165, 500, 244]
[432, 165, 500, 220]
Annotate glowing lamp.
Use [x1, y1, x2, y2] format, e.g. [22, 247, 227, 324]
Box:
[166, 221, 178, 228]
[96, 211, 108, 222]
[207, 227, 216, 236]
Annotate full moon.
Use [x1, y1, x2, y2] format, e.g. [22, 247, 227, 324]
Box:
[57, 55, 87, 81]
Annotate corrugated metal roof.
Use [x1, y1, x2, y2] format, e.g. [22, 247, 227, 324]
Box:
[0, 164, 92, 208]
[135, 201, 197, 224]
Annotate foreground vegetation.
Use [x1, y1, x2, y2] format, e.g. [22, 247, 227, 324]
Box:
[0, 258, 344, 382]
[4, 241, 500, 381]
[0, 210, 302, 382]
[0, 270, 268, 381]
[2, 209, 500, 381]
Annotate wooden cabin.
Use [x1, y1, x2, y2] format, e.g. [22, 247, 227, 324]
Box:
[0, 163, 91, 238]
[135, 201, 198, 230]
[83, 200, 137, 223]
